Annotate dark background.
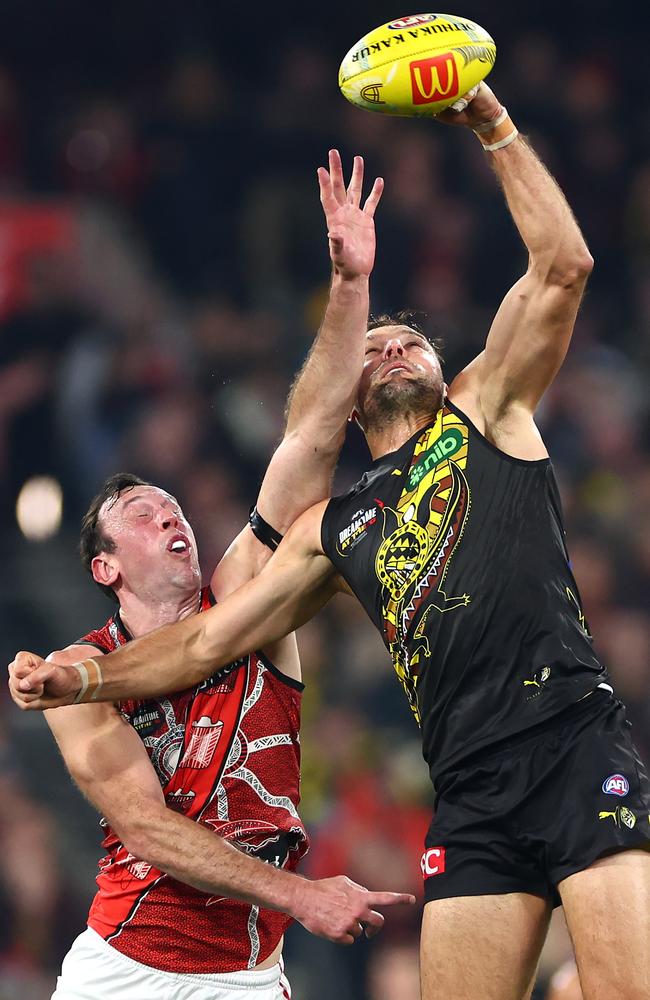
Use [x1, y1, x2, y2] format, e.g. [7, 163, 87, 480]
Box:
[0, 2, 647, 997]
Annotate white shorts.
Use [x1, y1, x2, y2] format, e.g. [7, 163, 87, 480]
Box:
[52, 927, 292, 1000]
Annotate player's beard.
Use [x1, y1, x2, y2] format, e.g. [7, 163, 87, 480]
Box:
[359, 372, 444, 433]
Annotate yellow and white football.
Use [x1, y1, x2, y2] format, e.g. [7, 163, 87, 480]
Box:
[339, 13, 496, 117]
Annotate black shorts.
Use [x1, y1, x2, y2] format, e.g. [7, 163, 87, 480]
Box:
[422, 690, 650, 906]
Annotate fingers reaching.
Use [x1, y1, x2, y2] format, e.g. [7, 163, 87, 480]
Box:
[363, 176, 384, 217]
[317, 165, 337, 215]
[346, 154, 364, 207]
[329, 148, 346, 204]
[319, 150, 383, 217]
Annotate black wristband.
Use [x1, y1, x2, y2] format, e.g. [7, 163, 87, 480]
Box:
[249, 506, 284, 552]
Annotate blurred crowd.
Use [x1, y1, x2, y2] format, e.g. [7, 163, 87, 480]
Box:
[0, 3, 648, 998]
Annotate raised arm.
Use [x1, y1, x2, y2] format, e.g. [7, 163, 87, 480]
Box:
[214, 151, 382, 597]
[10, 502, 338, 708]
[44, 647, 413, 944]
[441, 85, 593, 449]
[260, 151, 383, 524]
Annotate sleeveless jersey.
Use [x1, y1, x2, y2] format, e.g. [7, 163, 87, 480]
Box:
[321, 402, 609, 782]
[76, 587, 309, 974]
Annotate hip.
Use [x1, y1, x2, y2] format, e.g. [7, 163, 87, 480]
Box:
[53, 927, 291, 1000]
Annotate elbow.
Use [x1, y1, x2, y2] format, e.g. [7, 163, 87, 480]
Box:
[116, 817, 157, 865]
[543, 251, 594, 291]
[568, 250, 594, 282]
[110, 798, 166, 863]
[288, 424, 347, 461]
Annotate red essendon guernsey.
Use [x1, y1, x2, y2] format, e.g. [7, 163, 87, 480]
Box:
[77, 587, 309, 974]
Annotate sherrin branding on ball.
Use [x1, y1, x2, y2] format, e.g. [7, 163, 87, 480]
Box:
[339, 13, 496, 116]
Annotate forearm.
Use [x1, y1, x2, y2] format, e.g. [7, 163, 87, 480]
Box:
[285, 272, 369, 444]
[13, 509, 333, 708]
[119, 802, 302, 913]
[485, 136, 592, 280]
[75, 614, 216, 703]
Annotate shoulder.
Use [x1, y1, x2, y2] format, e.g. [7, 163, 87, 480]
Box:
[448, 360, 548, 462]
[74, 616, 119, 652]
[47, 643, 106, 666]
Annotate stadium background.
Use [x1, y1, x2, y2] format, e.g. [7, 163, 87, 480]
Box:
[0, 1, 647, 997]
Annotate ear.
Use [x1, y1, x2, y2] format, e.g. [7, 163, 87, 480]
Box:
[91, 553, 120, 589]
[442, 382, 449, 400]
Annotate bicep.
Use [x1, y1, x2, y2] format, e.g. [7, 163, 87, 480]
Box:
[202, 503, 336, 660]
[213, 430, 341, 597]
[480, 269, 587, 415]
[255, 429, 341, 534]
[46, 700, 164, 819]
[210, 526, 259, 600]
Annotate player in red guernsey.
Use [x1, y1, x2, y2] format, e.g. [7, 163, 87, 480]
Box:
[22, 152, 413, 1000]
[77, 577, 308, 976]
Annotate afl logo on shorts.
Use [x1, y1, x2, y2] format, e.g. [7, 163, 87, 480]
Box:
[602, 774, 629, 797]
[421, 847, 446, 878]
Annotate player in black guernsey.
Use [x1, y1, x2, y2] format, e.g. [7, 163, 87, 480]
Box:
[12, 85, 650, 1000]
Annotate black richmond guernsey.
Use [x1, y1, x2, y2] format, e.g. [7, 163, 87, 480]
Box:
[321, 401, 609, 782]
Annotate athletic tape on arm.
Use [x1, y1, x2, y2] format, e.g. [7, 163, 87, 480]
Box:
[249, 506, 284, 553]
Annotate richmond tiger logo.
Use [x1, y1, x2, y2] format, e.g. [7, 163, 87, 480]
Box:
[375, 408, 471, 721]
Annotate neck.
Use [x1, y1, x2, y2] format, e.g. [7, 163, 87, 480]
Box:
[365, 409, 438, 460]
[116, 587, 201, 639]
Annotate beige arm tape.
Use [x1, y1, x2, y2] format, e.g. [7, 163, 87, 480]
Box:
[474, 105, 519, 152]
[72, 658, 104, 703]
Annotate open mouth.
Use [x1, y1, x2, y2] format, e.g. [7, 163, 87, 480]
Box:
[167, 534, 190, 555]
[380, 362, 410, 378]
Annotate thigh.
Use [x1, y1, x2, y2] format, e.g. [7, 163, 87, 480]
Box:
[559, 847, 650, 1000]
[420, 893, 552, 1000]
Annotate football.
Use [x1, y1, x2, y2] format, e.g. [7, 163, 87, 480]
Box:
[339, 13, 496, 117]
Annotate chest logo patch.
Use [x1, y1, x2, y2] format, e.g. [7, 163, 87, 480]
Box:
[375, 408, 471, 722]
[337, 506, 379, 555]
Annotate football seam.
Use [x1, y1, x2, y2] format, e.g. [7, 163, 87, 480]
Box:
[341, 43, 495, 85]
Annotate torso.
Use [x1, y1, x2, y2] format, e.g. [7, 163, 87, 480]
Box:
[322, 402, 609, 783]
[77, 587, 309, 974]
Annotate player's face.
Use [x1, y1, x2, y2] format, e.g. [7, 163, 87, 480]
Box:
[356, 326, 444, 429]
[98, 486, 201, 599]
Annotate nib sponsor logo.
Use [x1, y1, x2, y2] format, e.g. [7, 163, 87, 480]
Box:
[602, 774, 629, 797]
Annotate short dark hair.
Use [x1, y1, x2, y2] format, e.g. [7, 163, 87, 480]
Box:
[80, 473, 151, 603]
[367, 309, 444, 361]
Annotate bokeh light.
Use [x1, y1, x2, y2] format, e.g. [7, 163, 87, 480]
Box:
[16, 476, 63, 541]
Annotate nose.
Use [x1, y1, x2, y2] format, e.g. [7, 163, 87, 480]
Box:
[383, 338, 405, 359]
[159, 509, 179, 531]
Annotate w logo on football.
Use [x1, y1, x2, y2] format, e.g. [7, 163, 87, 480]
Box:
[602, 773, 629, 797]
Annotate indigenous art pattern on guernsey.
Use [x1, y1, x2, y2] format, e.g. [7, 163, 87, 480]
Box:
[81, 589, 307, 973]
[374, 407, 471, 722]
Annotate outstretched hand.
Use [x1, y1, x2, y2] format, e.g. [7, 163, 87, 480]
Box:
[292, 874, 416, 945]
[318, 149, 383, 280]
